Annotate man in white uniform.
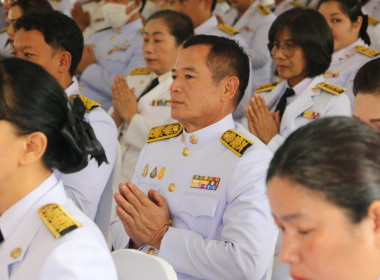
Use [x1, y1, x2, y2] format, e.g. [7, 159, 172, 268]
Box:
[13, 11, 117, 223]
[173, 0, 253, 121]
[76, 0, 146, 110]
[111, 35, 278, 280]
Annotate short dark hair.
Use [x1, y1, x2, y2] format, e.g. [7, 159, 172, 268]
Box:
[139, 0, 146, 13]
[267, 116, 380, 224]
[268, 7, 333, 77]
[146, 10, 194, 45]
[211, 0, 217, 12]
[183, 35, 250, 106]
[15, 10, 83, 77]
[11, 0, 53, 14]
[318, 0, 370, 45]
[0, 57, 96, 173]
[353, 58, 380, 96]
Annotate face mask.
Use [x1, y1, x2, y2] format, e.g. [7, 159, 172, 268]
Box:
[102, 2, 139, 28]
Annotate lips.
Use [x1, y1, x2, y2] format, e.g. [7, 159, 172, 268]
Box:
[291, 274, 308, 280]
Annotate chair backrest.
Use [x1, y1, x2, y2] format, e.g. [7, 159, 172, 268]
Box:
[112, 249, 178, 280]
[94, 142, 122, 248]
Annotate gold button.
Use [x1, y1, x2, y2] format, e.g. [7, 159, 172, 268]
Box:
[116, 28, 121, 34]
[168, 183, 176, 192]
[312, 88, 318, 93]
[182, 147, 190, 157]
[147, 247, 156, 255]
[190, 135, 198, 144]
[11, 248, 22, 259]
[110, 36, 115, 41]
[169, 218, 173, 226]
[98, 52, 103, 57]
[124, 142, 128, 147]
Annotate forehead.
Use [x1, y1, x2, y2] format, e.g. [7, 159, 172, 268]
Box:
[14, 29, 51, 50]
[319, 1, 344, 14]
[144, 18, 170, 34]
[175, 44, 210, 70]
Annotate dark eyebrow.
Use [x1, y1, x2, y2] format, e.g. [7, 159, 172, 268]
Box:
[369, 118, 380, 123]
[273, 212, 302, 222]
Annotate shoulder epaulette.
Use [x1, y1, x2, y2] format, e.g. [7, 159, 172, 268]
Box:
[368, 15, 380, 26]
[354, 45, 380, 58]
[1, 27, 8, 34]
[147, 122, 183, 143]
[220, 129, 253, 157]
[39, 203, 82, 239]
[317, 82, 345, 95]
[291, 0, 302, 6]
[257, 4, 271, 15]
[130, 67, 151, 75]
[69, 94, 101, 112]
[217, 23, 239, 35]
[256, 81, 280, 93]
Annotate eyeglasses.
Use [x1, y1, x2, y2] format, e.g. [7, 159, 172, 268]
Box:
[267, 42, 297, 58]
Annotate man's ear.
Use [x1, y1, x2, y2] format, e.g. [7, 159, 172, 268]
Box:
[220, 76, 240, 103]
[19, 131, 47, 166]
[57, 51, 72, 75]
[367, 200, 380, 248]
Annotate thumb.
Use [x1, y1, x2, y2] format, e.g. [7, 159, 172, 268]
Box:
[148, 189, 168, 209]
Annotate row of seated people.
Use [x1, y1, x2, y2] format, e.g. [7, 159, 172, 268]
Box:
[1, 2, 380, 280]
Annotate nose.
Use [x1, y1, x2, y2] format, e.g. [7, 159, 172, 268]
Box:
[279, 234, 302, 265]
[169, 75, 181, 96]
[143, 40, 153, 54]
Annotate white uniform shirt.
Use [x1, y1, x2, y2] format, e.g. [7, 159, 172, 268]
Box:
[79, 19, 145, 111]
[260, 75, 352, 152]
[194, 15, 253, 121]
[324, 39, 375, 106]
[48, 0, 76, 17]
[59, 83, 117, 220]
[117, 71, 175, 183]
[81, 0, 110, 40]
[0, 173, 118, 280]
[111, 114, 278, 280]
[364, 0, 380, 19]
[274, 0, 303, 16]
[367, 18, 380, 51]
[0, 31, 11, 57]
[222, 1, 276, 90]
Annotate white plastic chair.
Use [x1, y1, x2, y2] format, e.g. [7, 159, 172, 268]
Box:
[111, 249, 178, 280]
[94, 142, 122, 248]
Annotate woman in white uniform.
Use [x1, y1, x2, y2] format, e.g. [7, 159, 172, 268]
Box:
[111, 10, 193, 183]
[318, 0, 378, 105]
[0, 57, 117, 279]
[245, 7, 351, 153]
[267, 116, 380, 280]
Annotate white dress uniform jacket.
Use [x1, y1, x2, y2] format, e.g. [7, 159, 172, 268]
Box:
[0, 31, 11, 57]
[367, 16, 380, 51]
[80, 0, 110, 40]
[59, 83, 117, 220]
[194, 15, 253, 121]
[363, 0, 380, 19]
[222, 1, 276, 90]
[0, 173, 118, 280]
[116, 70, 175, 183]
[48, 0, 76, 17]
[259, 75, 352, 152]
[111, 114, 278, 280]
[78, 19, 145, 111]
[274, 0, 303, 16]
[323, 39, 377, 106]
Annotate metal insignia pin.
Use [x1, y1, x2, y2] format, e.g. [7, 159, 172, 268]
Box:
[150, 167, 157, 178]
[142, 163, 149, 177]
[158, 167, 165, 179]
